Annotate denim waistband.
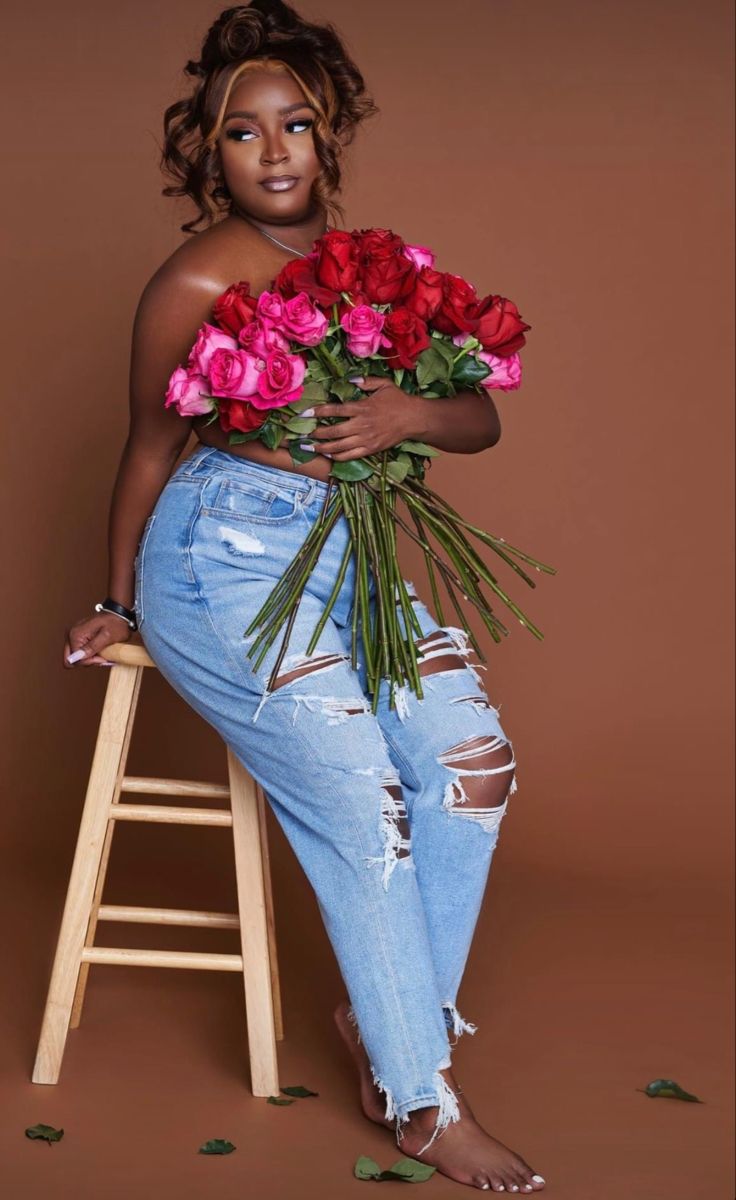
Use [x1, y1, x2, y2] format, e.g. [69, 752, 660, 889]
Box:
[177, 443, 334, 505]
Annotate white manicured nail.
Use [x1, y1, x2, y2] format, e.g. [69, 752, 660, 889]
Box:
[67, 649, 86, 663]
[301, 406, 315, 417]
[531, 1177, 545, 1184]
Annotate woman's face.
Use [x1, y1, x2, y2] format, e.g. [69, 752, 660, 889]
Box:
[217, 68, 322, 225]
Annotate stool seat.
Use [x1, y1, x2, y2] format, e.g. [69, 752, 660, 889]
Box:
[32, 640, 283, 1095]
[100, 640, 156, 668]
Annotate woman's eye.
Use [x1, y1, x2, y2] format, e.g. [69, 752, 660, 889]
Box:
[226, 128, 257, 142]
[287, 118, 314, 133]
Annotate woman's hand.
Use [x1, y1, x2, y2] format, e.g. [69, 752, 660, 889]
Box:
[63, 612, 133, 668]
[308, 376, 427, 460]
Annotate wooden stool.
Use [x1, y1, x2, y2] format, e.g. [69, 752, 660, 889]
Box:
[32, 640, 283, 1095]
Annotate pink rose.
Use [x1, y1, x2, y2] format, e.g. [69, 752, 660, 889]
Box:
[403, 243, 435, 271]
[477, 350, 522, 392]
[238, 316, 290, 358]
[164, 366, 214, 416]
[208, 347, 261, 399]
[340, 304, 392, 358]
[280, 292, 329, 346]
[255, 291, 286, 326]
[187, 323, 238, 376]
[252, 349, 306, 409]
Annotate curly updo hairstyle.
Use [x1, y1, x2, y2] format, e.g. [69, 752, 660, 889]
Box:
[161, 1, 378, 234]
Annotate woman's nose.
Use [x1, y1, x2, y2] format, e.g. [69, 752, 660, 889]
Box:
[260, 131, 289, 166]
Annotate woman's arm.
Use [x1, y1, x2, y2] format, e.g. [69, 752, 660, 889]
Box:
[106, 265, 222, 609]
[309, 379, 502, 460]
[64, 263, 226, 666]
[404, 388, 501, 454]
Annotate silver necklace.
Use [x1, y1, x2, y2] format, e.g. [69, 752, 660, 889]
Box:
[232, 205, 331, 258]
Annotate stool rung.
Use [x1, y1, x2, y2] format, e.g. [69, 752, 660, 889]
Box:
[98, 904, 239, 929]
[121, 775, 231, 799]
[111, 803, 232, 826]
[80, 946, 244, 971]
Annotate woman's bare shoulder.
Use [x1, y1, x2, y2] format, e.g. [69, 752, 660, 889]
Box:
[141, 216, 276, 307]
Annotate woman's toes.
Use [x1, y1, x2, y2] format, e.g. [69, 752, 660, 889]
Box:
[530, 1175, 546, 1189]
[489, 1183, 506, 1193]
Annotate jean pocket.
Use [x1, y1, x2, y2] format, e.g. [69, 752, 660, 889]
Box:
[202, 476, 303, 525]
[134, 512, 158, 630]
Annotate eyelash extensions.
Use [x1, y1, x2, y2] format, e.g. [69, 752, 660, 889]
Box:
[226, 117, 314, 141]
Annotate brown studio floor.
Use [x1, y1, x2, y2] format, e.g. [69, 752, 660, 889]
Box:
[4, 849, 733, 1200]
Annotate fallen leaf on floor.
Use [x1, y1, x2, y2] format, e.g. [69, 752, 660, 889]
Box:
[354, 1153, 437, 1182]
[267, 1095, 295, 1105]
[281, 1084, 319, 1097]
[25, 1123, 64, 1145]
[198, 1138, 236, 1154]
[641, 1078, 703, 1102]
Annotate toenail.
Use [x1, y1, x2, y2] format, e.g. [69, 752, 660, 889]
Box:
[531, 1177, 545, 1184]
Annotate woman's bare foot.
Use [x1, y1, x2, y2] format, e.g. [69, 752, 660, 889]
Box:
[398, 1068, 546, 1193]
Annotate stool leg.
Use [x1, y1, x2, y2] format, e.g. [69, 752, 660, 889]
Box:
[32, 663, 143, 1084]
[256, 782, 285, 1041]
[227, 748, 280, 1097]
[71, 664, 144, 1029]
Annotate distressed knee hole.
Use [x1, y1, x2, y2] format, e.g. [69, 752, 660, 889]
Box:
[438, 733, 517, 831]
[364, 777, 413, 890]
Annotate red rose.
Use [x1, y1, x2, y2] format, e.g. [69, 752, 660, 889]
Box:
[352, 227, 417, 305]
[382, 307, 431, 370]
[218, 398, 268, 434]
[404, 266, 444, 322]
[430, 272, 479, 336]
[467, 294, 531, 356]
[273, 255, 340, 308]
[314, 230, 360, 293]
[212, 282, 258, 337]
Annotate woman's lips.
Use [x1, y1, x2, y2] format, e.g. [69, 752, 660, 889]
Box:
[259, 176, 300, 192]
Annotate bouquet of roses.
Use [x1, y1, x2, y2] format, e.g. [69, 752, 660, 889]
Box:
[165, 227, 555, 712]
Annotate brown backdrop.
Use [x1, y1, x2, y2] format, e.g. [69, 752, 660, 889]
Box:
[2, 2, 733, 1197]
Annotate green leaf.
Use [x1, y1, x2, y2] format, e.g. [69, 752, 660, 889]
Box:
[227, 428, 263, 445]
[198, 1137, 236, 1154]
[354, 1155, 382, 1180]
[329, 379, 358, 402]
[330, 460, 376, 481]
[25, 1123, 64, 1144]
[396, 440, 440, 457]
[287, 441, 317, 464]
[416, 345, 452, 389]
[385, 458, 411, 484]
[643, 1078, 703, 1102]
[266, 1095, 295, 1105]
[297, 379, 329, 402]
[386, 1156, 437, 1181]
[281, 1084, 319, 1098]
[260, 422, 284, 451]
[452, 356, 491, 386]
[284, 416, 318, 435]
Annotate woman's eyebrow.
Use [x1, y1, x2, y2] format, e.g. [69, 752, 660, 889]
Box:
[223, 102, 317, 122]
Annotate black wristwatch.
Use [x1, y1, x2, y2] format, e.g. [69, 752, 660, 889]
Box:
[94, 597, 138, 632]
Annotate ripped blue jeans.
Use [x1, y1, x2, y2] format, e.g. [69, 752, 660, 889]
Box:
[135, 443, 518, 1153]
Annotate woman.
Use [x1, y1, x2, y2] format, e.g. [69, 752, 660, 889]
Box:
[62, 2, 546, 1192]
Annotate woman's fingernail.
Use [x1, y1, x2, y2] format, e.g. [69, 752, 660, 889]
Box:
[301, 406, 315, 417]
[67, 649, 86, 663]
[298, 441, 315, 451]
[348, 374, 364, 384]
